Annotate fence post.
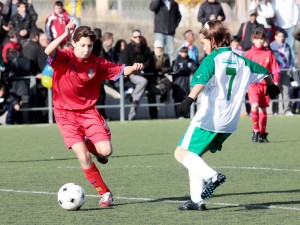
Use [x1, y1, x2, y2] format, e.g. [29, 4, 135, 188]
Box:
[119, 75, 125, 121]
[48, 88, 53, 124]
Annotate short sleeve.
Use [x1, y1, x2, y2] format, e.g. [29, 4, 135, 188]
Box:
[98, 57, 125, 81]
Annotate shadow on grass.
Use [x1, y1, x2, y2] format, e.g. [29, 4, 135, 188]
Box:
[1, 152, 171, 163]
[216, 188, 300, 198]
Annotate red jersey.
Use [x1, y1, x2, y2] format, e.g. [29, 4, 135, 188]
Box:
[48, 49, 125, 110]
[245, 46, 280, 84]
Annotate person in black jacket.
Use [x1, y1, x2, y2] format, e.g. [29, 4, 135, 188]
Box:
[236, 9, 264, 51]
[2, 0, 38, 23]
[150, 0, 181, 63]
[171, 46, 197, 118]
[9, 1, 36, 44]
[119, 30, 152, 120]
[0, 80, 20, 124]
[197, 0, 225, 25]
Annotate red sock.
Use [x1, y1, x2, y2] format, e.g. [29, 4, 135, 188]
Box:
[259, 111, 267, 134]
[82, 163, 110, 195]
[251, 110, 259, 131]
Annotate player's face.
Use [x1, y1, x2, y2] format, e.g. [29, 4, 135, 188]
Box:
[73, 37, 94, 59]
[54, 5, 63, 15]
[275, 32, 285, 44]
[199, 33, 212, 55]
[252, 38, 264, 48]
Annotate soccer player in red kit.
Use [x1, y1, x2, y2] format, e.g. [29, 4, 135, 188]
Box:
[44, 19, 144, 208]
[245, 28, 280, 143]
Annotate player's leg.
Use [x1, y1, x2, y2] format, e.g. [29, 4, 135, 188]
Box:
[85, 138, 109, 164]
[248, 85, 260, 142]
[258, 86, 270, 143]
[258, 107, 269, 142]
[178, 171, 206, 211]
[174, 127, 227, 209]
[72, 142, 113, 208]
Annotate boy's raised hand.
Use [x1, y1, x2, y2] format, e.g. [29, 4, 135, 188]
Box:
[65, 19, 77, 36]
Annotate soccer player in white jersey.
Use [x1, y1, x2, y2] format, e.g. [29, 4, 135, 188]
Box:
[174, 20, 280, 211]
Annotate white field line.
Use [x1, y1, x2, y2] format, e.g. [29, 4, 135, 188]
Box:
[52, 165, 300, 172]
[0, 188, 299, 211]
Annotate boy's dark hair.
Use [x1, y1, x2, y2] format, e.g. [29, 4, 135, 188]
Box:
[231, 35, 240, 43]
[252, 28, 266, 40]
[8, 30, 17, 38]
[180, 46, 188, 53]
[94, 28, 102, 39]
[275, 28, 287, 38]
[72, 26, 96, 43]
[17, 1, 27, 8]
[54, 1, 64, 7]
[29, 29, 40, 39]
[102, 32, 113, 42]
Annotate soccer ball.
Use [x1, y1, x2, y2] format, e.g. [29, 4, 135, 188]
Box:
[57, 183, 86, 210]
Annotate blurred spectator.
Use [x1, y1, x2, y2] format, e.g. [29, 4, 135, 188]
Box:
[2, 0, 38, 23]
[110, 39, 127, 63]
[272, 0, 299, 60]
[150, 0, 181, 63]
[10, 1, 37, 44]
[148, 40, 172, 104]
[119, 30, 151, 120]
[177, 29, 199, 65]
[0, 80, 20, 124]
[171, 46, 197, 118]
[45, 0, 70, 44]
[236, 9, 264, 51]
[197, 0, 225, 25]
[22, 29, 41, 76]
[36, 32, 50, 123]
[1, 29, 20, 64]
[231, 35, 250, 116]
[270, 29, 295, 116]
[0, 1, 10, 46]
[249, 0, 275, 42]
[231, 35, 245, 56]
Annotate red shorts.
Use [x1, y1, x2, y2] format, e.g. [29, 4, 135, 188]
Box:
[248, 83, 270, 108]
[54, 107, 111, 149]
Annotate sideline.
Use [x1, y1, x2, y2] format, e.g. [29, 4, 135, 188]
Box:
[0, 188, 299, 211]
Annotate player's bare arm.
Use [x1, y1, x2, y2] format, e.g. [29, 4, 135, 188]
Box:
[188, 84, 205, 100]
[123, 63, 144, 77]
[45, 19, 77, 57]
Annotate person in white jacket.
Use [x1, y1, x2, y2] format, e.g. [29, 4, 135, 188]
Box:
[272, 0, 300, 59]
[249, 0, 275, 41]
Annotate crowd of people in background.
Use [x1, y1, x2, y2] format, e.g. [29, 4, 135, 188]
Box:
[1, 0, 300, 125]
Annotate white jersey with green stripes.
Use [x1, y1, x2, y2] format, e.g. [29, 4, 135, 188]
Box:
[191, 47, 270, 133]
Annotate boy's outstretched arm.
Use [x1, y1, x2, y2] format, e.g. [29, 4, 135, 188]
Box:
[44, 19, 77, 57]
[123, 63, 144, 76]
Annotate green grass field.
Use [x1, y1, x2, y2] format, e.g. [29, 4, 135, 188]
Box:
[0, 117, 300, 225]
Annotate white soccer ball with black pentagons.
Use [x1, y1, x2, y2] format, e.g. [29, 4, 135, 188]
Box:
[57, 183, 86, 210]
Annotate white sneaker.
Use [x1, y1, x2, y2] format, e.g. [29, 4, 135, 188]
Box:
[99, 192, 114, 208]
[285, 111, 294, 116]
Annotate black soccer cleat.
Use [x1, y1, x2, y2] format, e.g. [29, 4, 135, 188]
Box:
[252, 131, 259, 142]
[178, 200, 207, 211]
[85, 139, 108, 164]
[259, 132, 269, 143]
[201, 173, 226, 200]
